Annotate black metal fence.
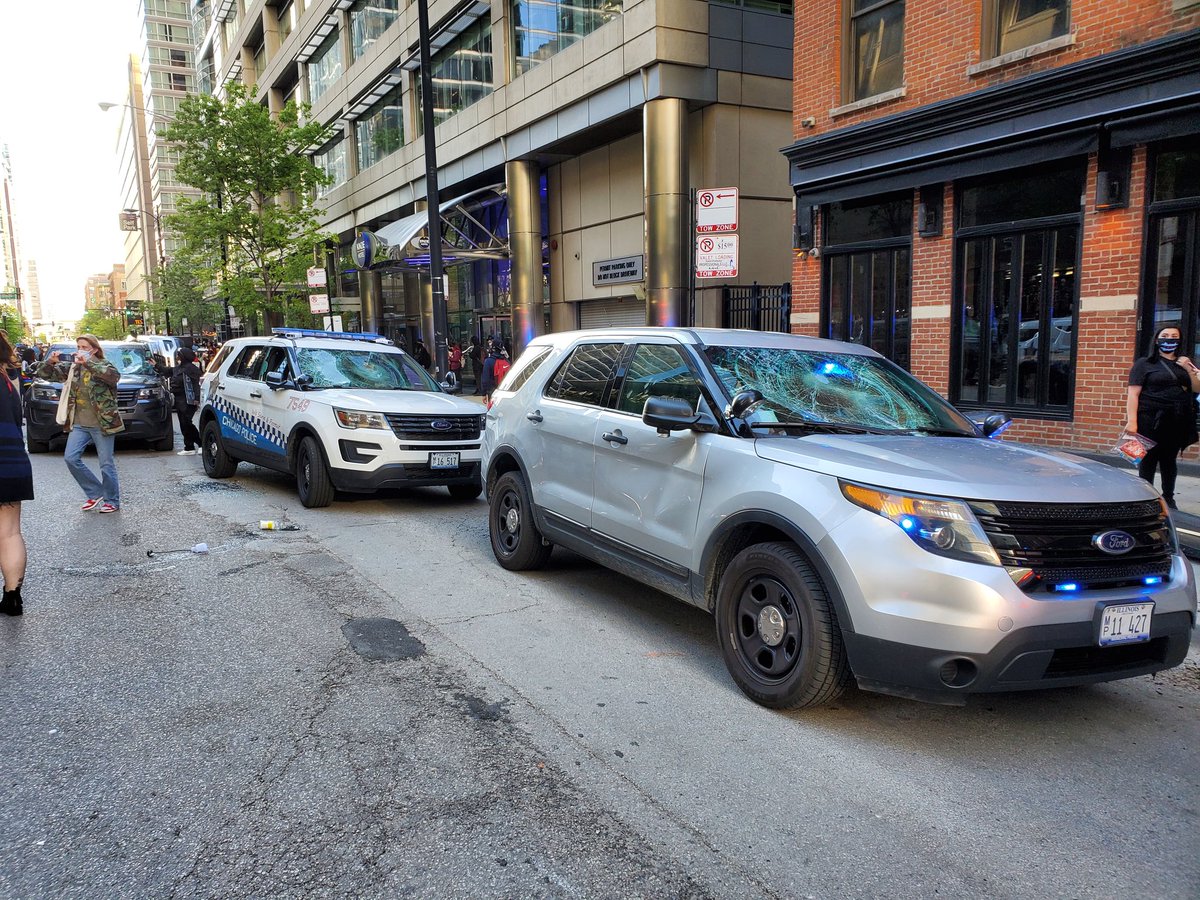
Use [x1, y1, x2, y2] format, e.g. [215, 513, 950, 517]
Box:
[721, 283, 792, 332]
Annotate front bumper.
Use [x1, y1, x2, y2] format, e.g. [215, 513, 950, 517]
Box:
[330, 460, 482, 493]
[25, 398, 172, 443]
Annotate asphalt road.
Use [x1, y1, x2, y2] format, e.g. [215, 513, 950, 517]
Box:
[2, 444, 1197, 899]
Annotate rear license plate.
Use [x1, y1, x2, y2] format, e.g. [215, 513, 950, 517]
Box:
[429, 451, 460, 470]
[1098, 602, 1153, 646]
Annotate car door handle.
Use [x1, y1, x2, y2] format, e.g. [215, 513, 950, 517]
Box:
[601, 431, 628, 445]
[249, 390, 262, 398]
[526, 411, 543, 423]
[216, 384, 226, 391]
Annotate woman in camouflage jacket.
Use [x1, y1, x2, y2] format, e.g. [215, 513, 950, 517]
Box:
[37, 334, 125, 512]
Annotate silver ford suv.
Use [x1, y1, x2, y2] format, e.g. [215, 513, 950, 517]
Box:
[481, 328, 1196, 708]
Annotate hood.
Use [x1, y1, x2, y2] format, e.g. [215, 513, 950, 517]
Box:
[119, 373, 161, 387]
[755, 434, 1157, 503]
[314, 389, 483, 415]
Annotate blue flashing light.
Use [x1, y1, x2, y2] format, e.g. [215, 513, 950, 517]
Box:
[1055, 582, 1080, 593]
[817, 360, 854, 379]
[899, 516, 917, 532]
[271, 328, 391, 345]
[1144, 576, 1163, 585]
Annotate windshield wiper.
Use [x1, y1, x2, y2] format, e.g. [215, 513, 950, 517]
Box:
[900, 427, 976, 437]
[746, 420, 884, 435]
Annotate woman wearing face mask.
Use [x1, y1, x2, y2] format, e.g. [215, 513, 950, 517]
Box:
[1126, 325, 1200, 509]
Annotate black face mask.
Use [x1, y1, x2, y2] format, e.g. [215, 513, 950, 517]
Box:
[1158, 339, 1181, 354]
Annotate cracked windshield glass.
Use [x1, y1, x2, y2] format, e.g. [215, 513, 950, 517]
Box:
[296, 348, 437, 390]
[704, 346, 976, 434]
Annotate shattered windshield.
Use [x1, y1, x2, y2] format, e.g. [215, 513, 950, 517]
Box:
[704, 346, 977, 435]
[295, 348, 438, 391]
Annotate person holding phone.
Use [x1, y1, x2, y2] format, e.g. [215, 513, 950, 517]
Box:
[36, 334, 125, 513]
[1126, 324, 1200, 509]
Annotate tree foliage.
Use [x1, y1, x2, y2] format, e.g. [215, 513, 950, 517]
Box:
[162, 82, 333, 329]
[151, 255, 224, 336]
[77, 309, 129, 341]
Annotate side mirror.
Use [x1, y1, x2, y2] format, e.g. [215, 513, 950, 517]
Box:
[644, 395, 704, 435]
[981, 413, 1012, 438]
[294, 373, 314, 390]
[725, 389, 764, 420]
[264, 370, 288, 390]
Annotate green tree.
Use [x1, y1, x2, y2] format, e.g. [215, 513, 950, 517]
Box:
[150, 255, 224, 337]
[162, 82, 333, 330]
[77, 308, 129, 340]
[0, 304, 28, 344]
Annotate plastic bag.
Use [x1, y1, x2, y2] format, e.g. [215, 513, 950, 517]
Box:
[1113, 432, 1155, 465]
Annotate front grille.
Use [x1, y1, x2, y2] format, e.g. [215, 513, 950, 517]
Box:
[386, 413, 481, 441]
[117, 388, 139, 414]
[969, 499, 1173, 592]
[1044, 637, 1170, 677]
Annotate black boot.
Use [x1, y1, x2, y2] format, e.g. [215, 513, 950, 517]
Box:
[1, 585, 22, 616]
[1165, 495, 1178, 511]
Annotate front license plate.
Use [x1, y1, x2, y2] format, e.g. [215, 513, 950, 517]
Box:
[429, 451, 460, 470]
[1098, 602, 1154, 646]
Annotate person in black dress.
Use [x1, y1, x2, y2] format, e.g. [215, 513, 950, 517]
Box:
[0, 331, 33, 615]
[1126, 324, 1200, 509]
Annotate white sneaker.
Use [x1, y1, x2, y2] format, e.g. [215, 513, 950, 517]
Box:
[177, 449, 199, 456]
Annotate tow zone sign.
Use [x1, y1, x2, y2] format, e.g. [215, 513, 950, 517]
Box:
[696, 187, 738, 233]
[696, 235, 738, 278]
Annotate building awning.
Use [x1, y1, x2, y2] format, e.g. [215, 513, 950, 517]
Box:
[369, 184, 507, 269]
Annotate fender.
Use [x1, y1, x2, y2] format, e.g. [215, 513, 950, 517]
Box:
[484, 443, 534, 499]
[698, 509, 856, 636]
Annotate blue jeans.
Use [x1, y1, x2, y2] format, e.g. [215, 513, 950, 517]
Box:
[65, 426, 120, 507]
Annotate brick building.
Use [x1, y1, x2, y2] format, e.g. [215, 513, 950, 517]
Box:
[783, 1, 1200, 452]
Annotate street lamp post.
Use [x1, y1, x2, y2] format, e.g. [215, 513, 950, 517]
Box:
[416, 0, 449, 378]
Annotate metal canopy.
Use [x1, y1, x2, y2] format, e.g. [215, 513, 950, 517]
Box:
[370, 184, 507, 269]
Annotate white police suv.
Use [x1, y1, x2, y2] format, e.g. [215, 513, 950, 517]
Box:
[199, 329, 485, 507]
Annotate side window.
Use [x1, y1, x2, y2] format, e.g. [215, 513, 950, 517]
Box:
[229, 346, 267, 379]
[544, 343, 623, 407]
[616, 344, 702, 415]
[261, 347, 292, 380]
[207, 344, 235, 375]
[502, 346, 552, 393]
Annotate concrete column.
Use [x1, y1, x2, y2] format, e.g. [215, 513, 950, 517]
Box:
[643, 98, 690, 327]
[506, 159, 544, 356]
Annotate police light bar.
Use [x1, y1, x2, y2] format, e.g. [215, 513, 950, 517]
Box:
[270, 328, 394, 345]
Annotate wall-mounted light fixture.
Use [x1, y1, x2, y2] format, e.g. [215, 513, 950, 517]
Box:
[1096, 145, 1132, 210]
[794, 203, 816, 254]
[917, 184, 943, 237]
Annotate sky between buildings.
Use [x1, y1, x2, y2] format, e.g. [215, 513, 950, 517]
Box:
[0, 0, 139, 325]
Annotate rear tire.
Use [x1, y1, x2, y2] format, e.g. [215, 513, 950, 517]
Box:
[714, 542, 849, 709]
[201, 420, 238, 478]
[151, 431, 175, 451]
[489, 471, 551, 570]
[296, 436, 334, 508]
[448, 480, 483, 501]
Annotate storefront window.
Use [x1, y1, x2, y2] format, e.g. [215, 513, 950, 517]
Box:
[822, 194, 912, 367]
[954, 164, 1082, 413]
[1142, 144, 1200, 362]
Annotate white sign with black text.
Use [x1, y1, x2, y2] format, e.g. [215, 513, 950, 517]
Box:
[695, 235, 739, 278]
[592, 255, 644, 287]
[309, 293, 331, 315]
[696, 187, 738, 233]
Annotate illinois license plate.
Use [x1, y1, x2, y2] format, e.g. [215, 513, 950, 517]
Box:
[429, 451, 460, 470]
[1098, 602, 1153, 646]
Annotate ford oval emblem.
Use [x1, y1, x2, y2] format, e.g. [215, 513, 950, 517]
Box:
[430, 419, 453, 432]
[1092, 530, 1136, 555]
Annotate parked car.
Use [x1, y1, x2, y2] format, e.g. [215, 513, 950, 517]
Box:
[24, 341, 175, 453]
[198, 328, 486, 507]
[481, 328, 1196, 708]
[139, 335, 181, 367]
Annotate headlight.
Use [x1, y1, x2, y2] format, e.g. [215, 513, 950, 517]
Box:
[31, 384, 60, 402]
[334, 408, 388, 429]
[137, 387, 162, 399]
[479, 414, 487, 431]
[840, 481, 1000, 567]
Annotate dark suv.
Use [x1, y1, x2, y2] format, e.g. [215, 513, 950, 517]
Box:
[24, 342, 175, 453]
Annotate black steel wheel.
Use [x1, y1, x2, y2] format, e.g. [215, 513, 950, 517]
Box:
[715, 542, 849, 709]
[201, 420, 238, 478]
[489, 471, 551, 570]
[296, 436, 334, 508]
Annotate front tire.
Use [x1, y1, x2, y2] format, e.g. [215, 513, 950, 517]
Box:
[296, 436, 334, 508]
[714, 542, 849, 709]
[201, 420, 238, 478]
[151, 431, 175, 451]
[489, 471, 551, 570]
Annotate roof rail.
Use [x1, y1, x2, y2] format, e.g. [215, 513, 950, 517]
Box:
[270, 328, 394, 345]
